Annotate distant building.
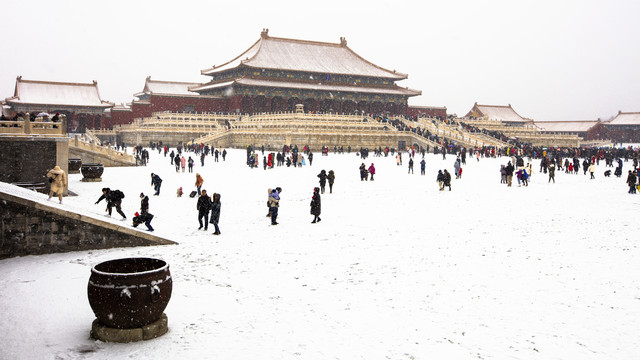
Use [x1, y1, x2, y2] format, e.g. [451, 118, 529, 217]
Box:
[4, 76, 113, 132]
[106, 77, 226, 128]
[533, 120, 608, 140]
[465, 103, 532, 125]
[602, 111, 640, 142]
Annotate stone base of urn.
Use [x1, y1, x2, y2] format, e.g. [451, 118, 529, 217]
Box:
[81, 177, 102, 182]
[90, 313, 168, 343]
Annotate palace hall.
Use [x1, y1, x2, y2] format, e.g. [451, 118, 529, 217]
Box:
[190, 29, 421, 115]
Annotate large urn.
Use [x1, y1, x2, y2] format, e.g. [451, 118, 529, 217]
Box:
[81, 163, 104, 182]
[68, 158, 82, 174]
[87, 257, 172, 329]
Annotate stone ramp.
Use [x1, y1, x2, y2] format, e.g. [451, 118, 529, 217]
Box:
[68, 136, 136, 167]
[0, 185, 176, 259]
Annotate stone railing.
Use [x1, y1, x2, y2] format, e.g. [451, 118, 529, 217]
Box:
[83, 129, 103, 145]
[0, 116, 66, 136]
[241, 111, 366, 123]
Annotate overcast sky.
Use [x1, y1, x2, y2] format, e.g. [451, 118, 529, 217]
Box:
[2, 0, 638, 121]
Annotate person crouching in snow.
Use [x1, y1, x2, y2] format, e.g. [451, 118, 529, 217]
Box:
[132, 211, 154, 231]
[177, 186, 183, 197]
[310, 187, 321, 223]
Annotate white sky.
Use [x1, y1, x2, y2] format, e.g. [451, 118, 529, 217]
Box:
[2, 0, 639, 121]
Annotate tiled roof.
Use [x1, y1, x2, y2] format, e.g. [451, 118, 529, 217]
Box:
[468, 103, 530, 123]
[201, 32, 407, 80]
[607, 112, 640, 126]
[134, 77, 200, 97]
[191, 77, 421, 96]
[534, 120, 599, 132]
[5, 76, 113, 108]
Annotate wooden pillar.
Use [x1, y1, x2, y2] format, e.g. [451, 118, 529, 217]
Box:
[70, 111, 76, 132]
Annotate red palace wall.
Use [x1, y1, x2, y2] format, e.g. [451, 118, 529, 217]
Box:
[406, 106, 447, 119]
[105, 95, 230, 129]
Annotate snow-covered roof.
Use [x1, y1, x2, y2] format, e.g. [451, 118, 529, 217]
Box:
[201, 30, 407, 80]
[607, 112, 640, 126]
[466, 103, 530, 123]
[191, 77, 421, 96]
[134, 76, 201, 97]
[5, 76, 113, 108]
[534, 120, 599, 132]
[111, 103, 132, 112]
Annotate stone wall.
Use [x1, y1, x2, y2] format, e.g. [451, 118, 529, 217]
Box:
[0, 136, 69, 194]
[0, 190, 176, 259]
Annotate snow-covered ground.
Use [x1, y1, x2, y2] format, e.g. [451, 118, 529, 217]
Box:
[1, 148, 639, 360]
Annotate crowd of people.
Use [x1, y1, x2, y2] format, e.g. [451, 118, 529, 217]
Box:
[41, 137, 640, 237]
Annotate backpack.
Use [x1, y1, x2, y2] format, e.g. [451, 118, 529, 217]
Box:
[112, 190, 125, 200]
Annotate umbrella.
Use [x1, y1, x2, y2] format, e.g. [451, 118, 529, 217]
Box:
[37, 112, 50, 117]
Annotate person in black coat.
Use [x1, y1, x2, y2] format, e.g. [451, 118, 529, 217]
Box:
[151, 173, 162, 195]
[327, 170, 335, 193]
[140, 192, 149, 213]
[95, 188, 127, 219]
[443, 169, 452, 191]
[317, 170, 327, 194]
[310, 187, 321, 223]
[210, 193, 222, 235]
[197, 190, 212, 230]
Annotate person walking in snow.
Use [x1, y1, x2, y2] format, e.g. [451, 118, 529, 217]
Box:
[268, 187, 281, 225]
[420, 158, 426, 175]
[197, 190, 212, 230]
[210, 193, 222, 235]
[95, 187, 127, 219]
[588, 163, 596, 179]
[310, 187, 321, 223]
[174, 153, 181, 172]
[46, 165, 67, 204]
[626, 170, 637, 194]
[327, 170, 335, 193]
[548, 163, 556, 183]
[151, 173, 162, 195]
[443, 169, 452, 191]
[505, 162, 514, 187]
[359, 163, 368, 181]
[408, 157, 414, 174]
[436, 170, 445, 191]
[188, 156, 194, 173]
[368, 163, 376, 181]
[317, 169, 327, 194]
[181, 155, 186, 173]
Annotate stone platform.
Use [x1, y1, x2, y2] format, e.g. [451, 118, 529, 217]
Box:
[91, 313, 168, 343]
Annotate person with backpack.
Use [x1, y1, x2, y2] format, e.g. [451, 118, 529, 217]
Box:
[317, 170, 327, 194]
[197, 190, 212, 230]
[95, 188, 127, 219]
[188, 156, 194, 173]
